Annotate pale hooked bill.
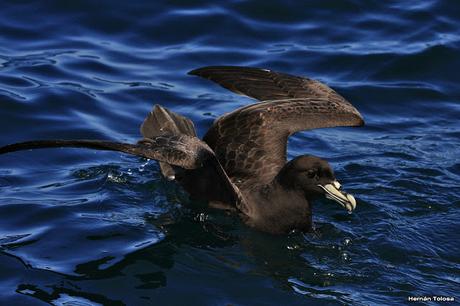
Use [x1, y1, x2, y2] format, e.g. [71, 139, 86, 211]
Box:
[318, 181, 356, 212]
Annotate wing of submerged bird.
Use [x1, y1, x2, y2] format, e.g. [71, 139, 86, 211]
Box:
[189, 66, 364, 188]
[0, 135, 245, 211]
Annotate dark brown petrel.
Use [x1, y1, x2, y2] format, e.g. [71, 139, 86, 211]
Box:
[0, 66, 364, 234]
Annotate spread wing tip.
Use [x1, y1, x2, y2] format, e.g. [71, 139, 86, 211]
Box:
[347, 108, 365, 127]
[188, 67, 210, 76]
[188, 66, 269, 77]
[187, 67, 203, 76]
[188, 66, 227, 76]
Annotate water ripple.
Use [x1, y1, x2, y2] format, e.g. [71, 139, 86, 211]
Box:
[0, 0, 459, 305]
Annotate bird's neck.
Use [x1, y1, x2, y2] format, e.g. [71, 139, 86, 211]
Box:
[245, 179, 312, 234]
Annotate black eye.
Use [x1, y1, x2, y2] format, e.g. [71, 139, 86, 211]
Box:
[307, 170, 317, 179]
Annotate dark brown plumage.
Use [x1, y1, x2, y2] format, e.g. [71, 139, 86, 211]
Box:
[0, 66, 364, 234]
[189, 66, 364, 190]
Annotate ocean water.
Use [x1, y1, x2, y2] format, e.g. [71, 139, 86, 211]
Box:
[0, 1, 459, 305]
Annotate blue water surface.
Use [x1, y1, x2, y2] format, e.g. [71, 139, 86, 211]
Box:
[0, 1, 459, 305]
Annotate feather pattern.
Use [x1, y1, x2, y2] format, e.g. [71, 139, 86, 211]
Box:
[190, 66, 364, 188]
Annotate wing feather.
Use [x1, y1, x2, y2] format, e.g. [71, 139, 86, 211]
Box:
[0, 135, 245, 210]
[190, 66, 364, 188]
[0, 135, 205, 169]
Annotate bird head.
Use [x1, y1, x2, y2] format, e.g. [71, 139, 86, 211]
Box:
[278, 155, 356, 212]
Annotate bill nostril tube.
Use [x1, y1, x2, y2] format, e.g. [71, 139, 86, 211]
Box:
[333, 180, 341, 190]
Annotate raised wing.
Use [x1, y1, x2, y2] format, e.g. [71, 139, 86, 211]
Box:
[140, 104, 197, 180]
[189, 66, 364, 188]
[188, 65, 351, 103]
[141, 105, 197, 139]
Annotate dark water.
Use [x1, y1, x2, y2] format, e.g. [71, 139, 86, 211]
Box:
[0, 1, 459, 305]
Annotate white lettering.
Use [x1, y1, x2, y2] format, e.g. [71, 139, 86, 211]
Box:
[407, 296, 455, 303]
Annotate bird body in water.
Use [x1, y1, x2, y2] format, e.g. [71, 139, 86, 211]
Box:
[0, 66, 364, 234]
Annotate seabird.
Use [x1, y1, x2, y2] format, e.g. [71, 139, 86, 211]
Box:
[0, 66, 364, 234]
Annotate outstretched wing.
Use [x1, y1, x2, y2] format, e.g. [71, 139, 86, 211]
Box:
[0, 135, 205, 169]
[188, 65, 350, 103]
[189, 66, 364, 188]
[0, 135, 245, 211]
